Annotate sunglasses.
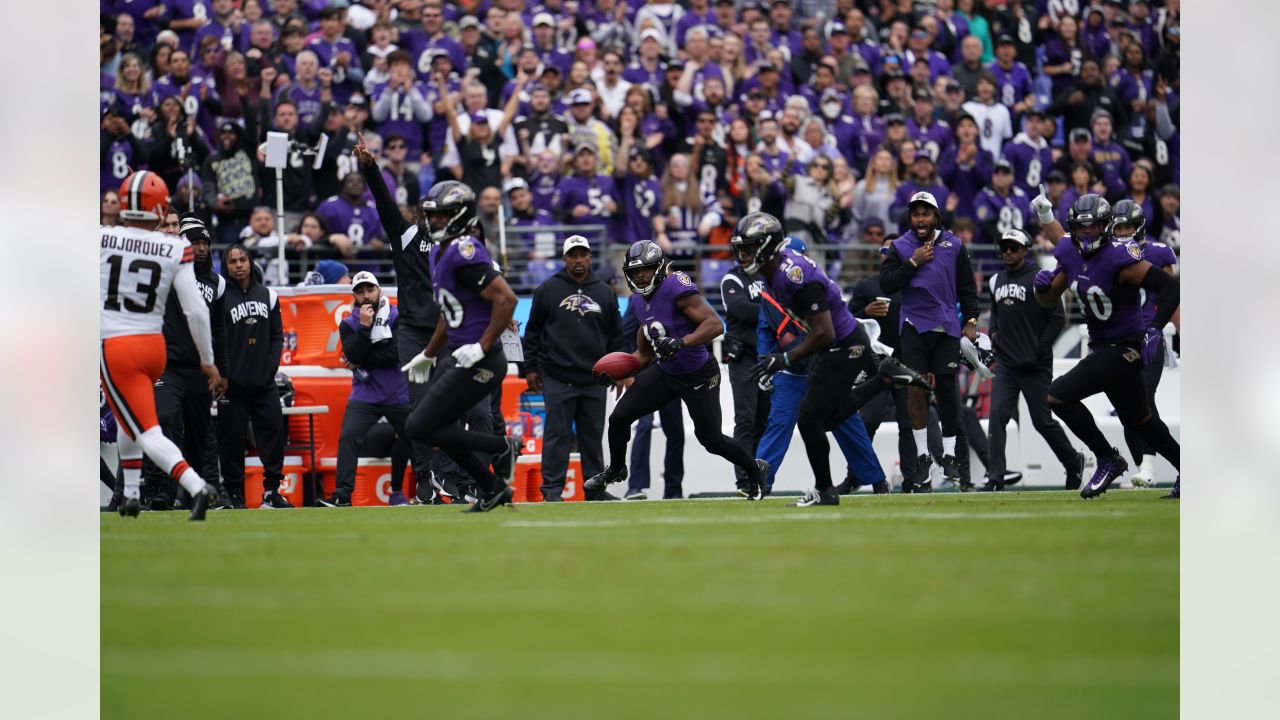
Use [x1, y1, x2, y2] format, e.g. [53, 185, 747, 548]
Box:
[998, 244, 1024, 253]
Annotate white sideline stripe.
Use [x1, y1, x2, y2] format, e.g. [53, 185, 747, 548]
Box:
[500, 509, 1135, 528]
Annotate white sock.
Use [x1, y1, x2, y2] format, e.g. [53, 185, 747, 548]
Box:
[123, 465, 141, 500]
[912, 428, 928, 456]
[942, 436, 957, 457]
[1141, 455, 1156, 473]
[137, 426, 207, 496]
[119, 433, 142, 500]
[177, 467, 207, 496]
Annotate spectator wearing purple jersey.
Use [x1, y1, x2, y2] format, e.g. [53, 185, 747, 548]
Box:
[115, 0, 164, 49]
[974, 159, 1032, 244]
[799, 61, 845, 117]
[192, 0, 244, 57]
[906, 87, 953, 162]
[101, 105, 147, 195]
[370, 50, 434, 157]
[405, 1, 467, 78]
[767, 0, 805, 60]
[1126, 0, 1161, 58]
[890, 151, 953, 228]
[503, 177, 555, 259]
[937, 114, 991, 222]
[500, 46, 542, 109]
[307, 6, 362, 105]
[1087, 109, 1132, 202]
[849, 86, 885, 171]
[149, 48, 223, 140]
[674, 27, 725, 109]
[422, 52, 463, 162]
[1002, 109, 1053, 195]
[161, 0, 212, 53]
[1112, 41, 1156, 123]
[1126, 163, 1160, 234]
[623, 29, 668, 91]
[742, 16, 774, 68]
[527, 149, 561, 217]
[989, 34, 1035, 117]
[554, 143, 620, 239]
[274, 50, 329, 125]
[1082, 6, 1111, 61]
[112, 54, 151, 122]
[903, 24, 953, 83]
[617, 148, 670, 249]
[316, 172, 387, 255]
[753, 114, 792, 180]
[1042, 15, 1083, 99]
[530, 13, 572, 76]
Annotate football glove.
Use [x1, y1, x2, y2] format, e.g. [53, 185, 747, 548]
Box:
[452, 343, 485, 369]
[752, 352, 789, 381]
[400, 352, 436, 384]
[1033, 267, 1060, 294]
[1031, 183, 1055, 225]
[651, 336, 684, 360]
[1140, 327, 1162, 367]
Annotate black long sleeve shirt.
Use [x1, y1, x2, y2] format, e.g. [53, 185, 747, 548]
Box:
[523, 269, 624, 385]
[361, 161, 439, 331]
[220, 280, 282, 394]
[988, 262, 1064, 370]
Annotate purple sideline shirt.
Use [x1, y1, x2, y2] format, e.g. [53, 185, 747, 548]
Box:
[342, 304, 411, 406]
[890, 229, 968, 338]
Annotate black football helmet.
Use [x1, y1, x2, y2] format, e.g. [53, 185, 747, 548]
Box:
[1109, 199, 1147, 244]
[1067, 193, 1113, 256]
[729, 212, 786, 274]
[275, 372, 295, 408]
[421, 180, 478, 242]
[623, 240, 669, 298]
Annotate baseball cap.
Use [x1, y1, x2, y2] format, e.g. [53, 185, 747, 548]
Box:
[884, 112, 906, 125]
[316, 259, 351, 285]
[913, 87, 933, 102]
[863, 217, 885, 232]
[628, 145, 652, 164]
[995, 33, 1016, 46]
[913, 149, 935, 164]
[533, 12, 554, 28]
[908, 191, 939, 211]
[539, 64, 561, 75]
[829, 21, 849, 36]
[998, 228, 1032, 248]
[1069, 127, 1092, 143]
[945, 78, 963, 93]
[470, 110, 489, 124]
[458, 16, 481, 30]
[757, 60, 778, 73]
[1160, 183, 1180, 198]
[568, 88, 593, 105]
[574, 141, 598, 155]
[218, 121, 239, 134]
[351, 270, 379, 290]
[562, 235, 591, 256]
[528, 83, 550, 95]
[503, 177, 530, 194]
[1090, 108, 1114, 125]
[850, 58, 871, 75]
[640, 28, 664, 43]
[993, 158, 1013, 173]
[1046, 169, 1068, 184]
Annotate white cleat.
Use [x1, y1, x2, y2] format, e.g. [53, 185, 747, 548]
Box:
[1129, 456, 1157, 488]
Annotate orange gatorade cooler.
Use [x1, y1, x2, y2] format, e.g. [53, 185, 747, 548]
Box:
[510, 453, 584, 502]
[244, 456, 304, 508]
[351, 458, 397, 506]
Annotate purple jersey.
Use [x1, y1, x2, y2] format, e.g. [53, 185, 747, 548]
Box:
[1054, 236, 1147, 344]
[988, 61, 1034, 109]
[430, 235, 498, 348]
[553, 174, 619, 228]
[906, 117, 953, 160]
[764, 248, 858, 342]
[1043, 36, 1083, 98]
[528, 170, 560, 216]
[1138, 240, 1177, 325]
[1001, 133, 1053, 194]
[1089, 140, 1132, 201]
[115, 0, 164, 46]
[622, 175, 662, 245]
[891, 230, 968, 338]
[102, 136, 142, 193]
[423, 76, 462, 157]
[936, 147, 993, 220]
[1111, 68, 1155, 109]
[905, 49, 953, 82]
[307, 35, 360, 104]
[277, 82, 325, 125]
[149, 73, 221, 139]
[165, 0, 209, 51]
[851, 112, 885, 166]
[622, 60, 665, 90]
[342, 305, 410, 406]
[192, 18, 244, 55]
[973, 187, 1032, 242]
[674, 10, 717, 47]
[405, 33, 467, 77]
[315, 196, 386, 247]
[372, 81, 431, 156]
[112, 89, 148, 121]
[631, 270, 711, 375]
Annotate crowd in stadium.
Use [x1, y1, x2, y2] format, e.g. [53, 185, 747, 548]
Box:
[99, 0, 1182, 512]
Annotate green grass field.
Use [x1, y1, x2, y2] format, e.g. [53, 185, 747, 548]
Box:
[101, 491, 1178, 719]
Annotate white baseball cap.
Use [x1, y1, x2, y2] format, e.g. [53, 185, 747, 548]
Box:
[640, 28, 664, 43]
[908, 191, 939, 211]
[533, 12, 555, 27]
[351, 271, 380, 290]
[562, 235, 591, 256]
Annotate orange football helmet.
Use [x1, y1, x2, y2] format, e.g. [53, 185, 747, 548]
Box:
[118, 170, 171, 223]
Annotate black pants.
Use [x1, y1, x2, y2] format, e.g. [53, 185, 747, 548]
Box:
[608, 359, 757, 484]
[726, 356, 771, 484]
[406, 348, 508, 493]
[217, 385, 285, 496]
[860, 384, 917, 482]
[398, 324, 441, 487]
[987, 365, 1079, 482]
[796, 325, 887, 491]
[1123, 343, 1165, 464]
[628, 399, 685, 497]
[141, 363, 218, 503]
[1048, 341, 1179, 469]
[334, 400, 410, 500]
[541, 374, 606, 499]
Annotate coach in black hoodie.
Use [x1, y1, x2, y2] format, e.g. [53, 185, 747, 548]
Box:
[217, 243, 290, 508]
[521, 235, 624, 501]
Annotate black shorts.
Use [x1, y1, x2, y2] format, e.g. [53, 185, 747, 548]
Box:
[899, 323, 962, 376]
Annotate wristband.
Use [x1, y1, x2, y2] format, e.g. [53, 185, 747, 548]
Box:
[1036, 206, 1055, 225]
[908, 258, 918, 268]
[783, 352, 790, 367]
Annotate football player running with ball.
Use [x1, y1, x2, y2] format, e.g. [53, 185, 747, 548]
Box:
[1030, 189, 1181, 499]
[400, 181, 523, 512]
[731, 213, 932, 507]
[584, 241, 771, 500]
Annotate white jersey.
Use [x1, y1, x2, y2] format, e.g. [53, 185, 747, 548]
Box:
[962, 100, 1013, 159]
[100, 224, 193, 339]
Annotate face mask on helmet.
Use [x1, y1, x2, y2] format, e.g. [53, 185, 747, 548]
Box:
[1069, 195, 1112, 255]
[624, 241, 668, 297]
[731, 212, 785, 274]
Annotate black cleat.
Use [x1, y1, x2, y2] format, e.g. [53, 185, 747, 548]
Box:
[940, 454, 962, 484]
[464, 485, 514, 513]
[746, 459, 769, 500]
[260, 491, 295, 509]
[871, 480, 890, 495]
[877, 357, 932, 389]
[316, 494, 351, 508]
[119, 497, 141, 518]
[902, 454, 933, 493]
[1065, 450, 1086, 490]
[584, 487, 621, 501]
[188, 484, 215, 521]
[493, 436, 522, 487]
[106, 495, 123, 513]
[149, 496, 173, 512]
[1001, 471, 1024, 487]
[1080, 450, 1128, 499]
[959, 481, 978, 493]
[981, 480, 1005, 492]
[795, 487, 840, 507]
[584, 465, 627, 494]
[1162, 476, 1180, 500]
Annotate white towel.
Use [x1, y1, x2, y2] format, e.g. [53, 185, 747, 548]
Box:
[857, 318, 896, 358]
[371, 297, 393, 343]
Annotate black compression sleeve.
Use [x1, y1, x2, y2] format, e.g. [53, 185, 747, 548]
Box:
[793, 282, 830, 316]
[1140, 266, 1179, 329]
[455, 262, 500, 291]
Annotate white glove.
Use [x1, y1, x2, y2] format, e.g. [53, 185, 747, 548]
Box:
[452, 342, 485, 369]
[400, 352, 436, 384]
[1031, 183, 1055, 225]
